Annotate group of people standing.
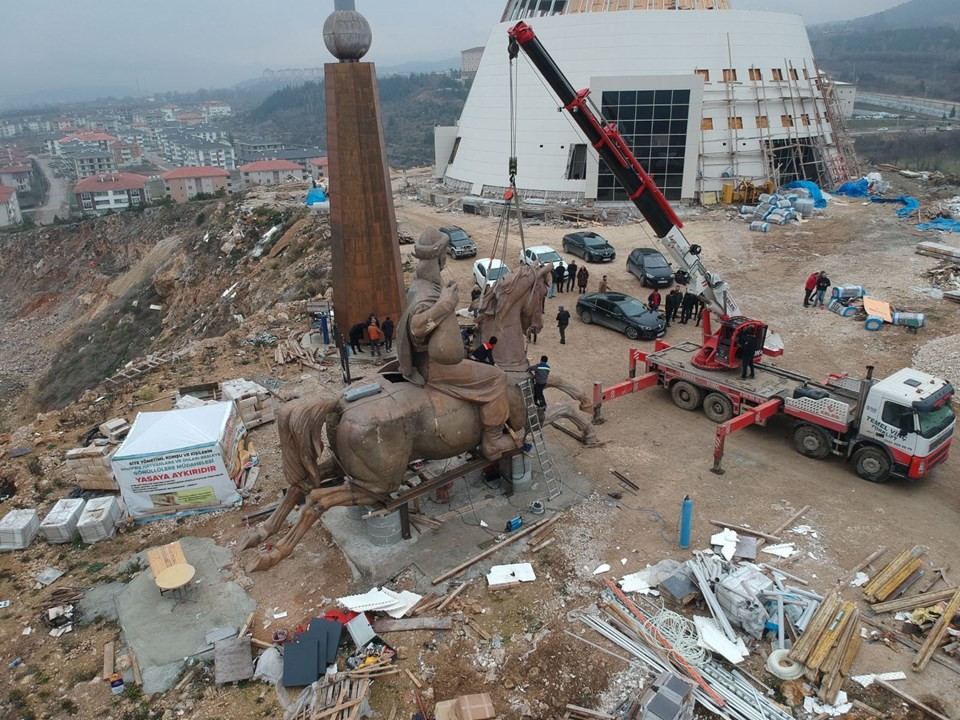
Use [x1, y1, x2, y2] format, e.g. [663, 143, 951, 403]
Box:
[348, 314, 395, 357]
[649, 287, 703, 327]
[547, 260, 590, 297]
[803, 270, 832, 308]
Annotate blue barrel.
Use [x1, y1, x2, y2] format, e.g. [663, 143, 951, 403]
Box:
[750, 222, 770, 233]
[893, 312, 925, 328]
[864, 315, 884, 331]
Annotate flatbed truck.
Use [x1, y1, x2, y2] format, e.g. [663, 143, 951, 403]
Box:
[593, 342, 955, 483]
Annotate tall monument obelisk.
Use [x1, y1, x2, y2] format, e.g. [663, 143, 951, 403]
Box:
[323, 1, 405, 338]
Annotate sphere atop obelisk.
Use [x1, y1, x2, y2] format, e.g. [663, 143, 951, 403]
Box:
[323, 0, 372, 62]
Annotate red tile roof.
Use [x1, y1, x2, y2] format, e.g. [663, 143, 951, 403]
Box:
[310, 157, 329, 167]
[240, 159, 303, 173]
[59, 131, 118, 143]
[162, 166, 230, 180]
[175, 112, 204, 120]
[74, 173, 147, 193]
[0, 185, 15, 203]
[0, 165, 32, 175]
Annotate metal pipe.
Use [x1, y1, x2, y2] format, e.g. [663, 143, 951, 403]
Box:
[760, 563, 810, 586]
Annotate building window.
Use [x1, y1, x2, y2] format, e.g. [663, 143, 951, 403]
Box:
[728, 116, 743, 130]
[756, 115, 769, 129]
[448, 137, 461, 165]
[701, 117, 714, 131]
[722, 68, 737, 83]
[695, 69, 709, 83]
[598, 88, 691, 202]
[801, 114, 811, 126]
[789, 68, 799, 81]
[749, 68, 762, 82]
[771, 68, 784, 82]
[566, 144, 587, 180]
[781, 115, 794, 127]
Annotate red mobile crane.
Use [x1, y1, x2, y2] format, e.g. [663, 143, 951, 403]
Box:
[508, 22, 955, 482]
[507, 21, 780, 372]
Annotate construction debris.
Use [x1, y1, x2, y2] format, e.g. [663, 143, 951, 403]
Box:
[787, 592, 860, 703]
[862, 545, 926, 602]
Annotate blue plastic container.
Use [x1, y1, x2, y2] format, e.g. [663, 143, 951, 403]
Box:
[864, 315, 884, 331]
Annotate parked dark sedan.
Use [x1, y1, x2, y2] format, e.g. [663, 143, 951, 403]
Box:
[562, 231, 616, 263]
[576, 292, 666, 340]
[626, 247, 674, 287]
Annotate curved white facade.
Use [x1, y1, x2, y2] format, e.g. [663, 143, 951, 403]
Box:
[439, 8, 847, 202]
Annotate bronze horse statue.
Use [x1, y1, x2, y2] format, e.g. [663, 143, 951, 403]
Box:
[239, 263, 594, 572]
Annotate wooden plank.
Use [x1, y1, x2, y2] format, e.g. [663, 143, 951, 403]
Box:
[465, 617, 491, 641]
[436, 582, 470, 612]
[564, 705, 615, 720]
[767, 504, 812, 538]
[372, 617, 453, 633]
[708, 520, 781, 542]
[145, 540, 186, 578]
[130, 652, 143, 686]
[102, 641, 115, 680]
[861, 616, 960, 675]
[838, 546, 887, 586]
[913, 586, 960, 672]
[404, 668, 422, 689]
[871, 587, 959, 614]
[875, 679, 950, 720]
[431, 516, 554, 584]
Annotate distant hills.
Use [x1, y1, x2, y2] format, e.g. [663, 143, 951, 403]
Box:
[810, 0, 960, 102]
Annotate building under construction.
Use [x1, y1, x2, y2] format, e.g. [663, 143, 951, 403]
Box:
[435, 0, 856, 205]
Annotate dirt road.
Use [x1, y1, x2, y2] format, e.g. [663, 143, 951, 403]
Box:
[31, 156, 72, 225]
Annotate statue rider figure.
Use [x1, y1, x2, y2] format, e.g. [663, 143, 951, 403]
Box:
[397, 229, 519, 460]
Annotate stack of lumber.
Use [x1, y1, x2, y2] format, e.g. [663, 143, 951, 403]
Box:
[870, 586, 959, 614]
[862, 545, 925, 603]
[915, 241, 960, 261]
[787, 591, 861, 703]
[274, 333, 328, 370]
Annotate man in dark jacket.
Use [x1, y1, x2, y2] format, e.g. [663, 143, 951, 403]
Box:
[664, 288, 682, 327]
[469, 336, 498, 364]
[381, 315, 395, 352]
[737, 326, 758, 379]
[348, 322, 366, 354]
[565, 260, 578, 292]
[814, 271, 831, 308]
[680, 290, 698, 324]
[647, 289, 662, 312]
[556, 305, 571, 344]
[527, 355, 550, 408]
[552, 264, 566, 294]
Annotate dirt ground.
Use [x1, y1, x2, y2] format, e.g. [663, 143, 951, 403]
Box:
[2, 175, 959, 720]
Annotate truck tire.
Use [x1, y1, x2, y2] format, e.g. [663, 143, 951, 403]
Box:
[852, 446, 892, 483]
[703, 392, 734, 423]
[670, 381, 703, 411]
[793, 425, 831, 459]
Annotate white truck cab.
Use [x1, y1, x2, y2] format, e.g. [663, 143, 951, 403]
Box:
[856, 368, 955, 481]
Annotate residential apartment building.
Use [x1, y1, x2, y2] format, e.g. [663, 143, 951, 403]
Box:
[73, 151, 117, 178]
[0, 185, 23, 226]
[200, 101, 232, 121]
[236, 147, 325, 169]
[75, 173, 149, 215]
[0, 165, 33, 192]
[51, 131, 119, 156]
[161, 167, 231, 202]
[308, 156, 328, 178]
[234, 138, 284, 156]
[109, 140, 142, 167]
[239, 160, 307, 188]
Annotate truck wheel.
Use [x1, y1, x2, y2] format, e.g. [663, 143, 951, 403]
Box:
[671, 381, 703, 411]
[853, 446, 892, 483]
[793, 425, 831, 459]
[703, 392, 734, 423]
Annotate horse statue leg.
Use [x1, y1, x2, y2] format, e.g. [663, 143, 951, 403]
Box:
[542, 401, 598, 446]
[246, 483, 384, 572]
[546, 372, 594, 413]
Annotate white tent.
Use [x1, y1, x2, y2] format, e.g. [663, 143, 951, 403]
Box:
[111, 402, 246, 519]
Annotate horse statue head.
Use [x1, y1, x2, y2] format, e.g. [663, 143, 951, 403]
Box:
[477, 263, 551, 371]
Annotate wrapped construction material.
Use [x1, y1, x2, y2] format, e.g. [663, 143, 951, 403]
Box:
[864, 316, 884, 332]
[892, 312, 925, 329]
[40, 498, 86, 544]
[831, 284, 866, 300]
[749, 221, 769, 233]
[77, 496, 122, 543]
[0, 509, 41, 550]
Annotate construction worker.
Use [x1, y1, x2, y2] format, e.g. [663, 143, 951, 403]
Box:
[348, 322, 366, 354]
[737, 326, 758, 379]
[527, 355, 550, 408]
[367, 320, 384, 357]
[470, 336, 498, 364]
[680, 289, 697, 324]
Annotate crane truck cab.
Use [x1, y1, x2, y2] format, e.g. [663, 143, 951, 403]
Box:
[854, 368, 954, 482]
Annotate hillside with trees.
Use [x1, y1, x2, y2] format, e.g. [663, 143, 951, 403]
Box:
[242, 73, 469, 168]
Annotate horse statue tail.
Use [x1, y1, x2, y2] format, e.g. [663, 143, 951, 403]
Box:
[277, 393, 340, 489]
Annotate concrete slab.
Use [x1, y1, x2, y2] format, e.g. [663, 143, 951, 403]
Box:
[322, 447, 590, 591]
[115, 536, 255, 695]
[78, 582, 126, 625]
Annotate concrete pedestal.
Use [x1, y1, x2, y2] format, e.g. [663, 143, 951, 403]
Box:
[365, 510, 402, 547]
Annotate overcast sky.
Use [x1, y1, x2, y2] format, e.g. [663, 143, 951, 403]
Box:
[1, 0, 905, 101]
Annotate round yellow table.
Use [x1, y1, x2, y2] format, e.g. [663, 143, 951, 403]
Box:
[155, 563, 196, 608]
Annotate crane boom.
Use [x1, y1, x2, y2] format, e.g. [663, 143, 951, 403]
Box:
[507, 21, 739, 319]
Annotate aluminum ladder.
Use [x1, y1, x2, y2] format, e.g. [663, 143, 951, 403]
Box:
[518, 379, 562, 501]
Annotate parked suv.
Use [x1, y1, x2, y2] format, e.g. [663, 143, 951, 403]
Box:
[440, 226, 477, 259]
[626, 247, 674, 287]
[562, 231, 616, 263]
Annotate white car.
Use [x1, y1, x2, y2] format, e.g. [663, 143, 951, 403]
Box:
[473, 258, 511, 288]
[520, 245, 567, 273]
